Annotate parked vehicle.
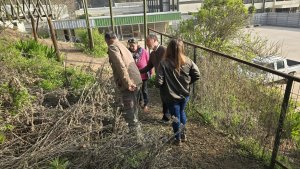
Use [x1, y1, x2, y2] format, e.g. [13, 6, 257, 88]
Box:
[239, 56, 300, 83]
[253, 56, 300, 82]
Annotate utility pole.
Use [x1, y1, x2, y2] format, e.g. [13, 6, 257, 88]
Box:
[82, 0, 94, 50]
[109, 0, 115, 32]
[143, 0, 147, 49]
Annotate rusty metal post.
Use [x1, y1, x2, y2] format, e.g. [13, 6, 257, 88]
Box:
[192, 46, 197, 96]
[269, 78, 293, 169]
[47, 16, 61, 61]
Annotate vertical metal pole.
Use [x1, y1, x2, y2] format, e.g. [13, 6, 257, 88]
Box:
[159, 0, 163, 12]
[193, 46, 197, 64]
[143, 0, 147, 49]
[109, 0, 115, 32]
[270, 79, 293, 169]
[262, 0, 266, 13]
[160, 34, 163, 46]
[192, 46, 197, 96]
[82, 0, 94, 50]
[176, 0, 179, 11]
[172, 0, 174, 11]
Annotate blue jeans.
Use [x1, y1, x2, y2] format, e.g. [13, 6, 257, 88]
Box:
[167, 96, 190, 140]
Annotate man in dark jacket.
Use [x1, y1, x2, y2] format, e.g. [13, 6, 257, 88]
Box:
[140, 34, 170, 122]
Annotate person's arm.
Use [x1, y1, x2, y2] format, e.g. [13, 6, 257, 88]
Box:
[189, 61, 200, 84]
[140, 55, 154, 74]
[155, 62, 164, 87]
[144, 49, 153, 77]
[108, 45, 133, 89]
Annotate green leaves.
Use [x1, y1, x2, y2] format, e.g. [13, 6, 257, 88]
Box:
[76, 29, 108, 58]
[49, 157, 69, 169]
[179, 0, 248, 50]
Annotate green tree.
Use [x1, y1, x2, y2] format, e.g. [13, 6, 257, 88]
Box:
[179, 0, 248, 50]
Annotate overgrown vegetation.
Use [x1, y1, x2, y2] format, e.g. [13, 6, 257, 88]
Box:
[175, 0, 300, 167]
[76, 29, 108, 58]
[1, 39, 95, 91]
[0, 29, 178, 169]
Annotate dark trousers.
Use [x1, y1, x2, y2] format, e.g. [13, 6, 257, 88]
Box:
[160, 90, 170, 120]
[122, 89, 141, 134]
[139, 80, 149, 107]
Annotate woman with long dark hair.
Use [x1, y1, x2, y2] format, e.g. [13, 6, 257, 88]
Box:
[156, 39, 200, 146]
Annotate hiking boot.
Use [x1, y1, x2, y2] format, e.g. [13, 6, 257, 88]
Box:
[161, 115, 170, 122]
[173, 139, 182, 146]
[181, 134, 187, 142]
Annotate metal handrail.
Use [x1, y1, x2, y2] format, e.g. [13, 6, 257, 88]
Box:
[148, 28, 300, 169]
[148, 28, 300, 83]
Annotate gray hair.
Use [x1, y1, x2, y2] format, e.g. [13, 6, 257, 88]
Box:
[146, 33, 158, 41]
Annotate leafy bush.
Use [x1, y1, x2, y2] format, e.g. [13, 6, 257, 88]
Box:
[76, 29, 107, 58]
[248, 5, 256, 14]
[178, 0, 248, 49]
[0, 82, 33, 114]
[65, 67, 95, 90]
[76, 14, 92, 19]
[15, 39, 56, 59]
[1, 39, 96, 91]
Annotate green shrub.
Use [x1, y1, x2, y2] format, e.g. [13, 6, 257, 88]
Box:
[15, 39, 56, 59]
[3, 39, 96, 91]
[147, 74, 156, 88]
[49, 157, 69, 169]
[65, 67, 95, 90]
[0, 82, 33, 114]
[76, 29, 107, 57]
[77, 14, 92, 19]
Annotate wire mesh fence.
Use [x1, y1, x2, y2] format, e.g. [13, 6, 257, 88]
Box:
[150, 28, 300, 169]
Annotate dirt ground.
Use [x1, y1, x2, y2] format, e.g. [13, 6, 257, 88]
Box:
[40, 39, 266, 169]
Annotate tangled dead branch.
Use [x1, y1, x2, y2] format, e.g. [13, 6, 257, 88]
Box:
[0, 62, 174, 169]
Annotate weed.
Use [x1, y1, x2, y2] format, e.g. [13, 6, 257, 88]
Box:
[49, 157, 69, 169]
[76, 29, 108, 58]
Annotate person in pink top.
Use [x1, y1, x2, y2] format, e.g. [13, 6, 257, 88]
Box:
[128, 38, 151, 112]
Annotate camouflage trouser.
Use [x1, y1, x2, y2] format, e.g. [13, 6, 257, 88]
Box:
[121, 88, 142, 138]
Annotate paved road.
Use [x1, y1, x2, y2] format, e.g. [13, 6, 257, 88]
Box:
[245, 26, 300, 62]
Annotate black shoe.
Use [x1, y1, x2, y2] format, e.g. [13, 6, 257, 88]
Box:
[181, 134, 187, 142]
[161, 116, 170, 122]
[173, 139, 182, 146]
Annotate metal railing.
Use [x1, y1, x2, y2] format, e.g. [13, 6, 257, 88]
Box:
[148, 28, 300, 169]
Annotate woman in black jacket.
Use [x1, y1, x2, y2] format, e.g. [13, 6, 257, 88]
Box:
[156, 38, 200, 146]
